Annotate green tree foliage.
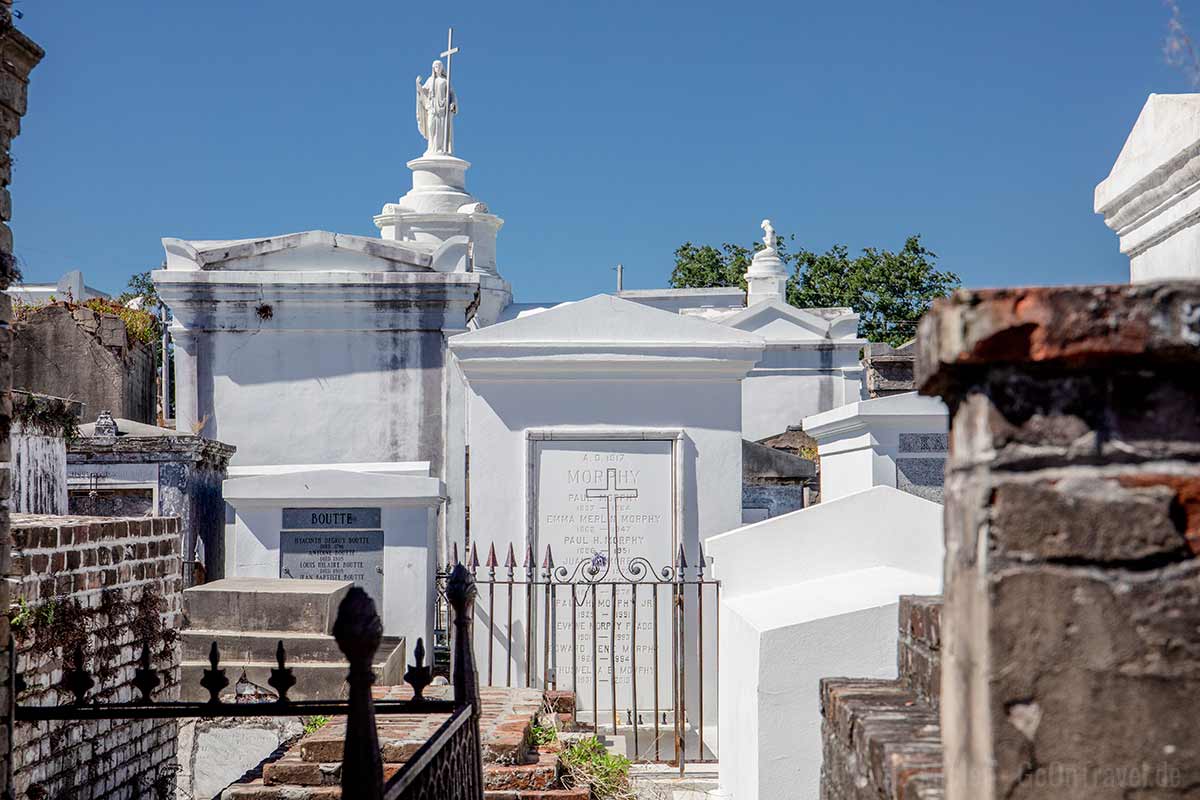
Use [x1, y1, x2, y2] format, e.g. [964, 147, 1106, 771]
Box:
[789, 236, 958, 346]
[669, 232, 958, 347]
[117, 270, 160, 307]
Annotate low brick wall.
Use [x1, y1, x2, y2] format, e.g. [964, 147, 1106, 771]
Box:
[820, 596, 944, 800]
[10, 514, 183, 800]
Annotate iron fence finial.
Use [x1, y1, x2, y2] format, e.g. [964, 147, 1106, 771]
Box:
[268, 640, 296, 702]
[404, 637, 434, 701]
[446, 563, 481, 717]
[333, 587, 384, 800]
[64, 644, 95, 706]
[132, 643, 160, 703]
[200, 641, 228, 704]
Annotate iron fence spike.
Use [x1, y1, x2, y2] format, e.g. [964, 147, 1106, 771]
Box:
[524, 542, 535, 571]
[486, 542, 498, 569]
[404, 636, 433, 701]
[452, 542, 460, 566]
[677, 544, 688, 570]
[132, 642, 161, 704]
[468, 543, 480, 570]
[505, 542, 516, 571]
[542, 544, 554, 570]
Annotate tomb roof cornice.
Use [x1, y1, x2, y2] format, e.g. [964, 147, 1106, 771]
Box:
[161, 231, 431, 271]
[224, 470, 446, 506]
[802, 392, 948, 441]
[451, 349, 764, 382]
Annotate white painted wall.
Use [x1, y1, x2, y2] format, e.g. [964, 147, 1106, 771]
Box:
[707, 486, 944, 800]
[741, 345, 864, 442]
[803, 392, 948, 502]
[1095, 93, 1200, 282]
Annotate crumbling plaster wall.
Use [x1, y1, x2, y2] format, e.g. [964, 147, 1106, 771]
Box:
[13, 304, 156, 424]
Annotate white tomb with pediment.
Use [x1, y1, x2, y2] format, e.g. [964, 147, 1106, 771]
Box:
[450, 293, 763, 737]
[152, 43, 511, 631]
[222, 465, 445, 645]
[1096, 93, 1200, 282]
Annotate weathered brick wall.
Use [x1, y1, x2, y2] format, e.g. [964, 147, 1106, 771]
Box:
[10, 514, 183, 799]
[0, 7, 44, 799]
[917, 284, 1200, 800]
[898, 595, 940, 710]
[819, 596, 944, 800]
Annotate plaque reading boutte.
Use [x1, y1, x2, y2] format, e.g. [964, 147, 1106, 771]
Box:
[280, 507, 385, 611]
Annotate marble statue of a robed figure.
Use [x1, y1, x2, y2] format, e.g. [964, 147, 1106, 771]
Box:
[416, 60, 457, 155]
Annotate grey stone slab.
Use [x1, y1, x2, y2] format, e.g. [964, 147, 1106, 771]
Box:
[898, 433, 948, 453]
[896, 457, 945, 504]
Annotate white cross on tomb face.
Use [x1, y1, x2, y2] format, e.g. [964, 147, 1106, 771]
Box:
[585, 468, 639, 503]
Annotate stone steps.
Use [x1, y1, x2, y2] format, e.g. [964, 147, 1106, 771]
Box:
[222, 688, 579, 800]
[182, 629, 346, 663]
[180, 661, 352, 702]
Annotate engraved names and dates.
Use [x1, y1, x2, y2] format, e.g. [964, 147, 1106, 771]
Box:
[279, 507, 384, 611]
[533, 439, 674, 713]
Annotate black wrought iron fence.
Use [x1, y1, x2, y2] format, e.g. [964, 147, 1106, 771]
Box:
[15, 564, 485, 800]
[437, 541, 718, 772]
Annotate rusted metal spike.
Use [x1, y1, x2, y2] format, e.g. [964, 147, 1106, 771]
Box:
[131, 643, 160, 703]
[677, 544, 688, 570]
[451, 542, 460, 566]
[542, 544, 554, 571]
[505, 542, 516, 572]
[403, 637, 434, 701]
[523, 542, 535, 571]
[486, 542, 498, 569]
[268, 640, 296, 703]
[468, 543, 480, 570]
[200, 641, 229, 705]
[63, 644, 94, 706]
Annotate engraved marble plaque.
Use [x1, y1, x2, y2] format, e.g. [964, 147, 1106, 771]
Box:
[532, 439, 675, 713]
[280, 509, 384, 611]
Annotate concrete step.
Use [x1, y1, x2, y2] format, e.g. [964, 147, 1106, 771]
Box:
[182, 629, 345, 664]
[184, 577, 351, 634]
[181, 637, 404, 702]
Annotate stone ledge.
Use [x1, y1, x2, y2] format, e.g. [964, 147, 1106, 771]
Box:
[819, 678, 943, 800]
[916, 283, 1200, 399]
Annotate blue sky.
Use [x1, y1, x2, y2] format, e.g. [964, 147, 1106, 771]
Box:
[11, 0, 1193, 301]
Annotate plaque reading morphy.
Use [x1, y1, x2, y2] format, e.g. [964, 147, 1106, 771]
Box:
[532, 439, 675, 713]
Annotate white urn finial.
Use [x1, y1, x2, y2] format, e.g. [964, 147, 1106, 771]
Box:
[748, 218, 787, 306]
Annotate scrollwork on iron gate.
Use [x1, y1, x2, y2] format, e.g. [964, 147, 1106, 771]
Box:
[438, 539, 718, 771]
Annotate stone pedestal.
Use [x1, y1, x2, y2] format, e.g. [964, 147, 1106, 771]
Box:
[746, 246, 787, 306]
[375, 156, 502, 278]
[917, 283, 1200, 800]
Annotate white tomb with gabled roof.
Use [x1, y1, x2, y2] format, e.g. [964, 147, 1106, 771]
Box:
[450, 293, 763, 734]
